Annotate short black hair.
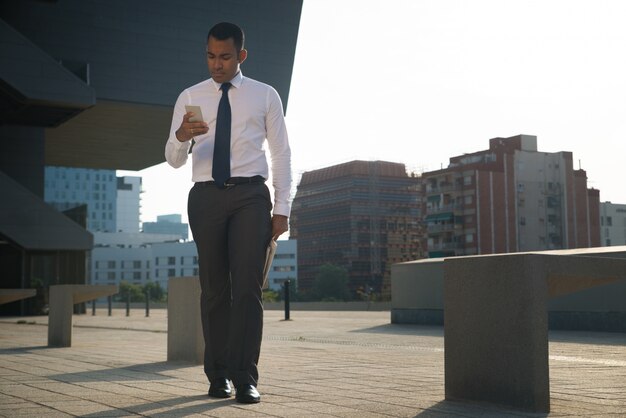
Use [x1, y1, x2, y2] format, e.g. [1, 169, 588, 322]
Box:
[207, 22, 245, 52]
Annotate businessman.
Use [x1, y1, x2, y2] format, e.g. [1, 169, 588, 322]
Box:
[165, 22, 292, 404]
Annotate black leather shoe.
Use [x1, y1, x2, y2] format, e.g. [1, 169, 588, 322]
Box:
[208, 378, 232, 398]
[235, 384, 260, 404]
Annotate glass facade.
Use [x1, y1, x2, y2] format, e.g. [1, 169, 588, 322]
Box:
[290, 161, 425, 299]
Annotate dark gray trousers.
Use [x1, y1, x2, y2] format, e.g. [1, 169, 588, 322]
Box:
[187, 182, 272, 387]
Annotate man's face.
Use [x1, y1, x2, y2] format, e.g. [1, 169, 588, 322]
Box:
[206, 36, 246, 84]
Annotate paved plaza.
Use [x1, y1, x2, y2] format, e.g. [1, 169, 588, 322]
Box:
[1, 309, 625, 417]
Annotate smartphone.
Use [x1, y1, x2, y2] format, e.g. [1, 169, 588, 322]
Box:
[185, 105, 205, 122]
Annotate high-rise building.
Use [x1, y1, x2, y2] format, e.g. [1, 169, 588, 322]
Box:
[44, 167, 118, 232]
[44, 167, 141, 233]
[422, 134, 601, 257]
[290, 160, 424, 298]
[600, 202, 626, 246]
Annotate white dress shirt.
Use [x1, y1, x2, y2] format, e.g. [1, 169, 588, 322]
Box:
[165, 71, 292, 217]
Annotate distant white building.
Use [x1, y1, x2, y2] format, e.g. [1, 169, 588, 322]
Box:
[142, 214, 189, 240]
[92, 237, 297, 291]
[600, 202, 626, 246]
[116, 176, 142, 233]
[266, 239, 297, 292]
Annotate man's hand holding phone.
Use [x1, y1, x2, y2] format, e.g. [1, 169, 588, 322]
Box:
[176, 105, 209, 142]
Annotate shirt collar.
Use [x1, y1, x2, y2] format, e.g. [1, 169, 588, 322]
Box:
[211, 71, 243, 91]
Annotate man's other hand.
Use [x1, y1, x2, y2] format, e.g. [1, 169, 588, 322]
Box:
[271, 215, 288, 241]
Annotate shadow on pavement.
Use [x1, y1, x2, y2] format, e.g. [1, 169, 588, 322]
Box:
[0, 345, 52, 355]
[81, 394, 235, 417]
[351, 323, 444, 337]
[413, 400, 548, 418]
[48, 361, 197, 382]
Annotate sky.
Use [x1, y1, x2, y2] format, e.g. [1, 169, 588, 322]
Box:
[120, 0, 626, 237]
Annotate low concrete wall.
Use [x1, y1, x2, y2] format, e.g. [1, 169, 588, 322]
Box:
[391, 246, 626, 332]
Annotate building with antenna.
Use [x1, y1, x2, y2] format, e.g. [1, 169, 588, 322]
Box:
[290, 160, 425, 299]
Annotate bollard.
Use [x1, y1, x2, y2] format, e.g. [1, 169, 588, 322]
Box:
[126, 291, 130, 317]
[284, 279, 291, 321]
[107, 295, 112, 316]
[92, 299, 96, 316]
[145, 288, 150, 317]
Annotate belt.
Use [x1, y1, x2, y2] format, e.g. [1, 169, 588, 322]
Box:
[197, 175, 266, 187]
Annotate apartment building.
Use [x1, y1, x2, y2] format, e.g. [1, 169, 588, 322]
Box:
[422, 134, 600, 257]
[600, 202, 626, 246]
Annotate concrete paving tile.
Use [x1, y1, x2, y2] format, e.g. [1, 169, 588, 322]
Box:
[0, 406, 74, 417]
[204, 405, 277, 417]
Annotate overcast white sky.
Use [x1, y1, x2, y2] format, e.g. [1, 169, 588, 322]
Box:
[122, 0, 626, 234]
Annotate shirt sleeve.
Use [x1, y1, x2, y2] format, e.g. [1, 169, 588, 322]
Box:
[265, 87, 292, 217]
[164, 91, 191, 168]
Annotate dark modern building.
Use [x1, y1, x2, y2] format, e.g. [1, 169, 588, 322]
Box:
[290, 161, 425, 299]
[422, 134, 601, 257]
[0, 0, 303, 314]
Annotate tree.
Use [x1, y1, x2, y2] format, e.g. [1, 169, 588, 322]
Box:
[144, 281, 166, 302]
[116, 281, 144, 302]
[312, 264, 351, 301]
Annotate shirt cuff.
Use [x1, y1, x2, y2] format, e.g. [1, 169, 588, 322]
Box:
[169, 136, 189, 151]
[273, 202, 291, 218]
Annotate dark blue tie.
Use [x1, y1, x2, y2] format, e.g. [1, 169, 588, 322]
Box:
[212, 82, 232, 187]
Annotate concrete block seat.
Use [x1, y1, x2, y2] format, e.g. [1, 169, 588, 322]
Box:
[443, 252, 626, 412]
[167, 277, 203, 364]
[0, 289, 36, 305]
[48, 284, 117, 347]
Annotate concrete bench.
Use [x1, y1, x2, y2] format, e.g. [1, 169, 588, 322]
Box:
[0, 289, 37, 305]
[443, 252, 626, 412]
[167, 277, 203, 364]
[48, 284, 117, 347]
[391, 246, 626, 331]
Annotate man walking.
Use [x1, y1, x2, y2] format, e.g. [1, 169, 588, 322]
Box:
[165, 22, 292, 404]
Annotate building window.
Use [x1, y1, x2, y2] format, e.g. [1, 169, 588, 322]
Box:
[607, 216, 613, 226]
[273, 266, 296, 272]
[133, 261, 141, 269]
[274, 254, 296, 259]
[464, 195, 473, 205]
[133, 272, 141, 280]
[464, 176, 472, 185]
[107, 272, 115, 280]
[107, 261, 116, 269]
[466, 233, 474, 243]
[168, 257, 176, 265]
[168, 268, 176, 277]
[520, 217, 526, 226]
